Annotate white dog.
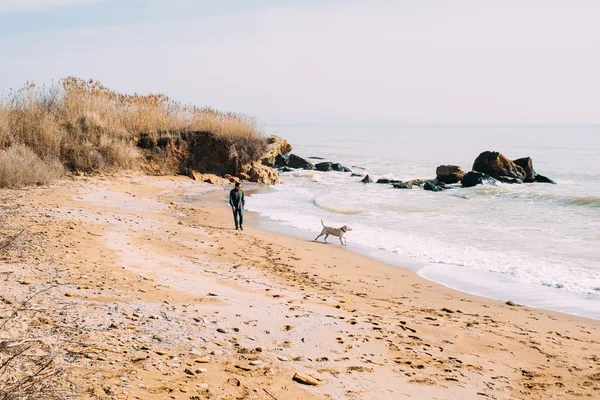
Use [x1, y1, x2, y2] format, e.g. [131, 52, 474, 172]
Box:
[314, 219, 353, 245]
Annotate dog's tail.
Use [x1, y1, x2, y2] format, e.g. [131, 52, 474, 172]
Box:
[321, 219, 325, 227]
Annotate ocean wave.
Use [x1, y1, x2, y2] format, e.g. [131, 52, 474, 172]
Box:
[487, 190, 600, 209]
[568, 196, 600, 207]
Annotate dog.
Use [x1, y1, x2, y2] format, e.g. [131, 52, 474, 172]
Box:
[314, 219, 353, 245]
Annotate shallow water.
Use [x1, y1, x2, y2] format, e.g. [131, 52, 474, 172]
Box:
[247, 125, 600, 318]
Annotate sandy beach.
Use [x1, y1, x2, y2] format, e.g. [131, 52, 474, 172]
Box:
[1, 174, 600, 400]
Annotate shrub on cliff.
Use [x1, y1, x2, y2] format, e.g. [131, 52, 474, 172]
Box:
[0, 78, 266, 187]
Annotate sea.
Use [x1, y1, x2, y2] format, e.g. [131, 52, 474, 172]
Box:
[246, 125, 600, 319]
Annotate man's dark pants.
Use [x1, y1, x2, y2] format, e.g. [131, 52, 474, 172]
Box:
[233, 208, 243, 228]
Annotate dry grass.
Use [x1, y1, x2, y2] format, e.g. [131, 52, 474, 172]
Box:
[0, 286, 71, 400]
[0, 145, 64, 189]
[0, 77, 266, 187]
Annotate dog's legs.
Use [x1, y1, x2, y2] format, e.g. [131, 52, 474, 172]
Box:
[324, 234, 329, 243]
[340, 236, 345, 245]
[314, 228, 326, 242]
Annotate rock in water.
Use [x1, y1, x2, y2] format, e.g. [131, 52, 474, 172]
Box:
[274, 154, 288, 168]
[512, 157, 536, 182]
[424, 180, 444, 192]
[289, 154, 314, 169]
[461, 171, 484, 187]
[535, 174, 556, 184]
[461, 171, 498, 187]
[315, 162, 333, 172]
[436, 165, 465, 184]
[315, 162, 351, 172]
[275, 154, 314, 170]
[472, 151, 526, 181]
[331, 163, 352, 172]
[393, 182, 413, 189]
[376, 178, 401, 184]
[408, 179, 424, 186]
[361, 175, 373, 183]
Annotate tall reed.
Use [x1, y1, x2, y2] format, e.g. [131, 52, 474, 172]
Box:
[0, 77, 265, 187]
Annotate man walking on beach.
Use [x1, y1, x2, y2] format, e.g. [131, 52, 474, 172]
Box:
[229, 182, 245, 230]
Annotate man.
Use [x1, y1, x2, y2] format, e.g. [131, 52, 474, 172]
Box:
[229, 182, 245, 230]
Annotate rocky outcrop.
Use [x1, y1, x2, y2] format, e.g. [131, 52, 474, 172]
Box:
[461, 171, 497, 187]
[361, 175, 372, 183]
[275, 154, 314, 170]
[315, 162, 352, 172]
[424, 180, 445, 192]
[223, 174, 239, 183]
[436, 165, 465, 184]
[165, 131, 274, 184]
[408, 179, 425, 187]
[472, 151, 526, 181]
[315, 162, 332, 172]
[332, 163, 352, 172]
[534, 174, 556, 184]
[190, 172, 231, 185]
[376, 178, 401, 184]
[261, 135, 292, 166]
[512, 157, 536, 182]
[239, 162, 280, 184]
[393, 182, 413, 189]
[512, 157, 556, 184]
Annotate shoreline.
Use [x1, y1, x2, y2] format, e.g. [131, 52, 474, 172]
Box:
[243, 185, 600, 321]
[2, 175, 600, 399]
[240, 186, 600, 324]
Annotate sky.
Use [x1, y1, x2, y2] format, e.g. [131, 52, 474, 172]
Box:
[0, 0, 598, 125]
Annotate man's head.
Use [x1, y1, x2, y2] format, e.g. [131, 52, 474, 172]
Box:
[235, 182, 242, 190]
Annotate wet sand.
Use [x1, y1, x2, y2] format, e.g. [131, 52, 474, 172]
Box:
[1, 174, 599, 399]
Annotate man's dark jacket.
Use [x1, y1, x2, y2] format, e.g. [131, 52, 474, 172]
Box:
[229, 188, 245, 209]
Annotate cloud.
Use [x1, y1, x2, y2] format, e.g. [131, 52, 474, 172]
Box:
[0, 0, 599, 124]
[0, 0, 100, 14]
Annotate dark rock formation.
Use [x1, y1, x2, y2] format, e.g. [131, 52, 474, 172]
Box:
[315, 162, 352, 172]
[351, 173, 363, 177]
[315, 162, 332, 172]
[534, 174, 556, 184]
[332, 163, 352, 172]
[472, 151, 526, 181]
[436, 165, 465, 184]
[461, 171, 498, 187]
[275, 154, 314, 170]
[376, 178, 401, 184]
[424, 180, 444, 192]
[361, 175, 372, 183]
[512, 157, 536, 182]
